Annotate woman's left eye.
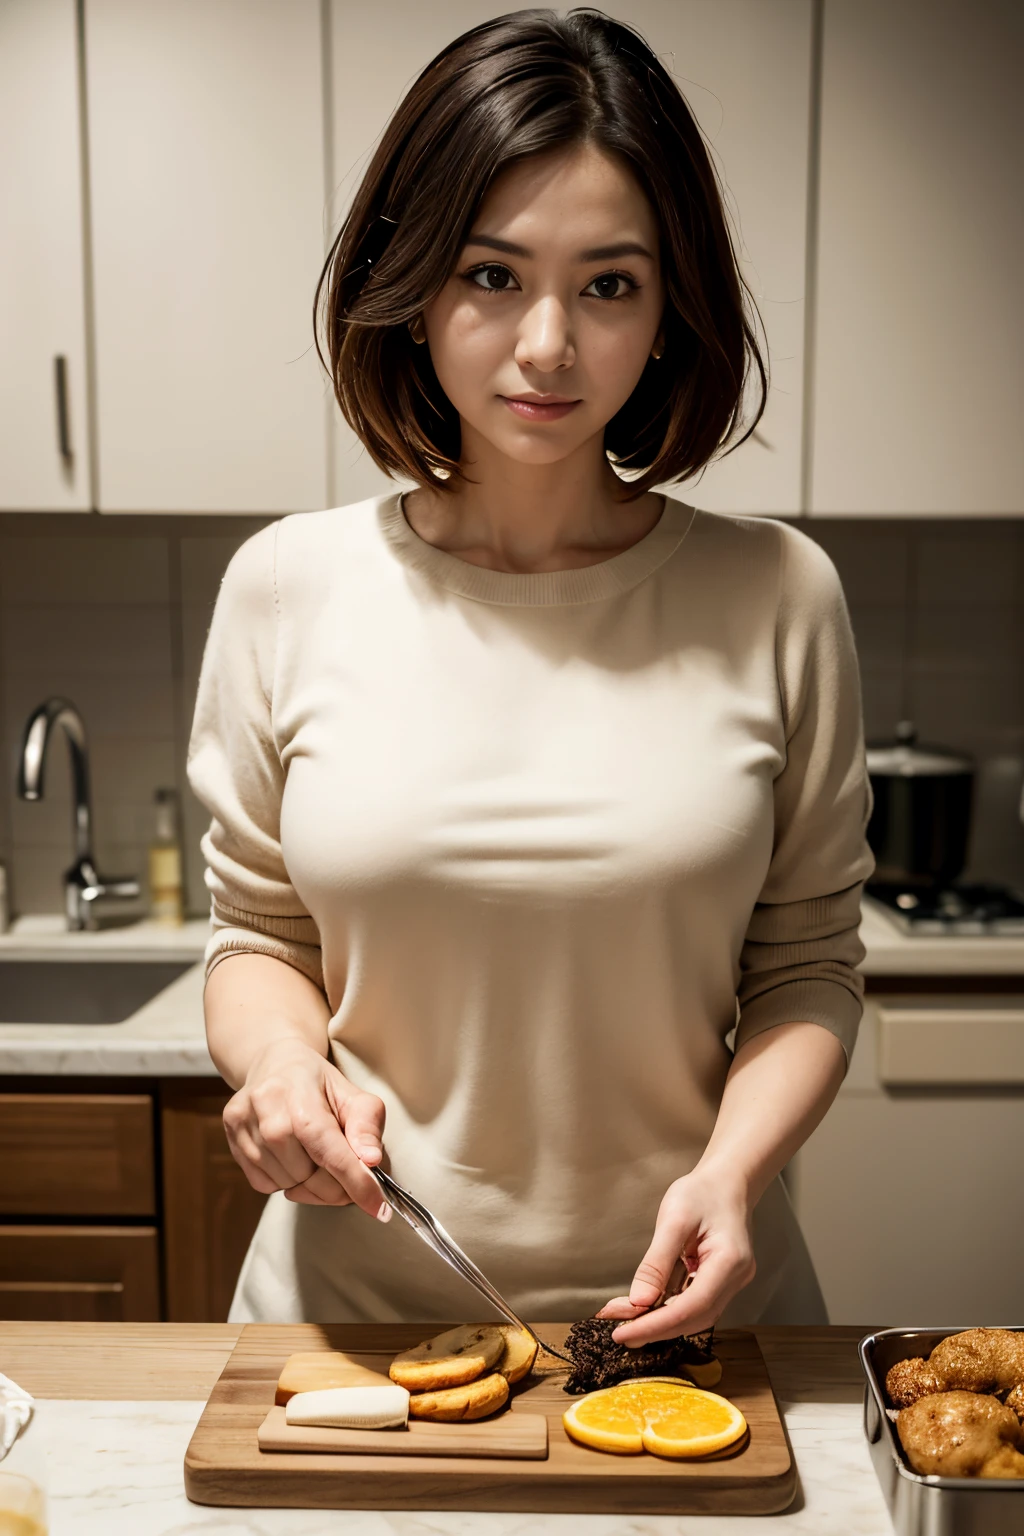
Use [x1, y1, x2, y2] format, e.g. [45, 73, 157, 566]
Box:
[583, 272, 637, 301]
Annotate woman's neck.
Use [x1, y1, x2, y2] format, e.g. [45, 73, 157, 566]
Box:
[402, 436, 664, 575]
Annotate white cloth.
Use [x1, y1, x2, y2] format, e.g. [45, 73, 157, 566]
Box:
[0, 1373, 34, 1463]
[188, 493, 872, 1326]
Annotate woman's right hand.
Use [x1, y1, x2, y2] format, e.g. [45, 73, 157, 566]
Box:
[222, 1037, 391, 1217]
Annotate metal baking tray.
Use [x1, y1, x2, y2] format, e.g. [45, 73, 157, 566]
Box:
[860, 1326, 1024, 1536]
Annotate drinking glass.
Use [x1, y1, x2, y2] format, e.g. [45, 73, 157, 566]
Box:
[0, 1468, 47, 1536]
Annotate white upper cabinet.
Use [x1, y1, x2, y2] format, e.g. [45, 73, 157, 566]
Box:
[328, 1, 813, 516]
[634, 0, 813, 518]
[811, 0, 1024, 516]
[0, 0, 93, 511]
[84, 0, 328, 514]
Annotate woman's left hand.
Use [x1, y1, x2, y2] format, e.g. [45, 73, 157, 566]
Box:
[595, 1162, 756, 1346]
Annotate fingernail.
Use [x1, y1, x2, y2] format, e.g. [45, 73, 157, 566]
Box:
[376, 1201, 392, 1223]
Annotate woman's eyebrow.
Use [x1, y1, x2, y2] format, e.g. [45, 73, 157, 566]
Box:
[465, 233, 654, 262]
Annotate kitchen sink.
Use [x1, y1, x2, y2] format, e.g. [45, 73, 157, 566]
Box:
[0, 959, 194, 1024]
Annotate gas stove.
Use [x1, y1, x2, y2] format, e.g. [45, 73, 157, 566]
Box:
[867, 882, 1024, 936]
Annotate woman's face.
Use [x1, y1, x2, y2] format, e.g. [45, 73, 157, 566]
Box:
[422, 142, 665, 469]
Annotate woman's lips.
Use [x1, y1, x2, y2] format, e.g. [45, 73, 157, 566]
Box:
[501, 396, 580, 422]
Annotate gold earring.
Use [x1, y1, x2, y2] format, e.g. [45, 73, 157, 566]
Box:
[408, 315, 426, 345]
[651, 337, 665, 361]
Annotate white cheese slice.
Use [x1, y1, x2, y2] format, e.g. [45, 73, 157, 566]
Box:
[284, 1384, 410, 1429]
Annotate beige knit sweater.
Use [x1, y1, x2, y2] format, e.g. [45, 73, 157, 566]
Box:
[187, 492, 873, 1326]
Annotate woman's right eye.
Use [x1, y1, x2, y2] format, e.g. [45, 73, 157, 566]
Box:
[466, 264, 519, 293]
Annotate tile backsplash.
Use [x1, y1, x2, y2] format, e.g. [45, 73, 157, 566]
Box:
[0, 515, 269, 918]
[1, 510, 1022, 918]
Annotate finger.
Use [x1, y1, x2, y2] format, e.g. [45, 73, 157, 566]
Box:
[626, 1212, 698, 1311]
[224, 1133, 280, 1195]
[291, 1098, 386, 1218]
[249, 1111, 320, 1189]
[224, 1090, 317, 1190]
[294, 1165, 354, 1206]
[331, 1081, 387, 1167]
[612, 1246, 754, 1346]
[594, 1296, 649, 1320]
[284, 1182, 332, 1205]
[226, 1118, 305, 1194]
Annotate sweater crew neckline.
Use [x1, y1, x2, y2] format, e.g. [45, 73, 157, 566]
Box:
[377, 491, 696, 607]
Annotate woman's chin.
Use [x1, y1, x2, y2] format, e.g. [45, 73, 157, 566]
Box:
[476, 423, 598, 469]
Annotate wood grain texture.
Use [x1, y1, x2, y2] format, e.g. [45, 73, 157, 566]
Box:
[0, 1227, 160, 1322]
[184, 1323, 796, 1514]
[0, 1322, 871, 1404]
[160, 1081, 266, 1322]
[0, 1322, 241, 1398]
[757, 1325, 874, 1404]
[258, 1405, 549, 1459]
[0, 1094, 155, 1216]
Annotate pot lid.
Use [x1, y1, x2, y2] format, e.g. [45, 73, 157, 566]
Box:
[865, 721, 974, 777]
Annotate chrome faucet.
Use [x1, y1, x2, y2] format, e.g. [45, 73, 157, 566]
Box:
[17, 696, 141, 931]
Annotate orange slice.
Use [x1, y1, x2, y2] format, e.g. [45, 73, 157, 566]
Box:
[562, 1376, 747, 1459]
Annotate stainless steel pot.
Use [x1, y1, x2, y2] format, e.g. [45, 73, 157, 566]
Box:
[865, 721, 974, 887]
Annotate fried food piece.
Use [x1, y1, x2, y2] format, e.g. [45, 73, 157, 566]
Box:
[388, 1323, 504, 1391]
[563, 1316, 717, 1396]
[930, 1328, 1024, 1397]
[885, 1329, 1024, 1409]
[407, 1371, 509, 1421]
[1006, 1383, 1024, 1421]
[885, 1357, 942, 1409]
[897, 1390, 1024, 1479]
[494, 1325, 537, 1385]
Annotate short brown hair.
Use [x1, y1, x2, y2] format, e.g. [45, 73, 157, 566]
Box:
[315, 7, 767, 497]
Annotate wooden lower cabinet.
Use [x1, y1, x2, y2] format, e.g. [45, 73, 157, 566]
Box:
[0, 1078, 264, 1323]
[0, 1092, 155, 1216]
[0, 1226, 160, 1321]
[160, 1080, 267, 1322]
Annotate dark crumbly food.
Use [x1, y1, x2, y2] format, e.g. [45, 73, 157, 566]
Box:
[563, 1316, 717, 1395]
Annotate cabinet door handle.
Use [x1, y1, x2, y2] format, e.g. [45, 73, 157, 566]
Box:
[54, 355, 73, 465]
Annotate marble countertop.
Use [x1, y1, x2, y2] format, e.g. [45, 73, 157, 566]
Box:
[0, 1322, 893, 1535]
[0, 913, 210, 962]
[32, 1396, 891, 1534]
[0, 915, 212, 1076]
[0, 960, 212, 1076]
[1, 902, 1022, 1081]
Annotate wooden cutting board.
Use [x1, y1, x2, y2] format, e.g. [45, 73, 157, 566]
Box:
[184, 1322, 796, 1514]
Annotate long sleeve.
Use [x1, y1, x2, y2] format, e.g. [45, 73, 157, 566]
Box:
[186, 520, 323, 989]
[734, 524, 875, 1062]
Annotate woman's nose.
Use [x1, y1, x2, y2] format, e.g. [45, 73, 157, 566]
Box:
[514, 296, 575, 373]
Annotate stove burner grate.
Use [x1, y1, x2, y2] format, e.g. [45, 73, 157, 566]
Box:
[868, 882, 1024, 935]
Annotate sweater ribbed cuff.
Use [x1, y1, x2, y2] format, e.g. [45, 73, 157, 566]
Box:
[204, 923, 324, 993]
[209, 895, 321, 947]
[734, 977, 863, 1064]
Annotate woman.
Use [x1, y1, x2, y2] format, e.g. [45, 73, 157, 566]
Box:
[187, 8, 873, 1346]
